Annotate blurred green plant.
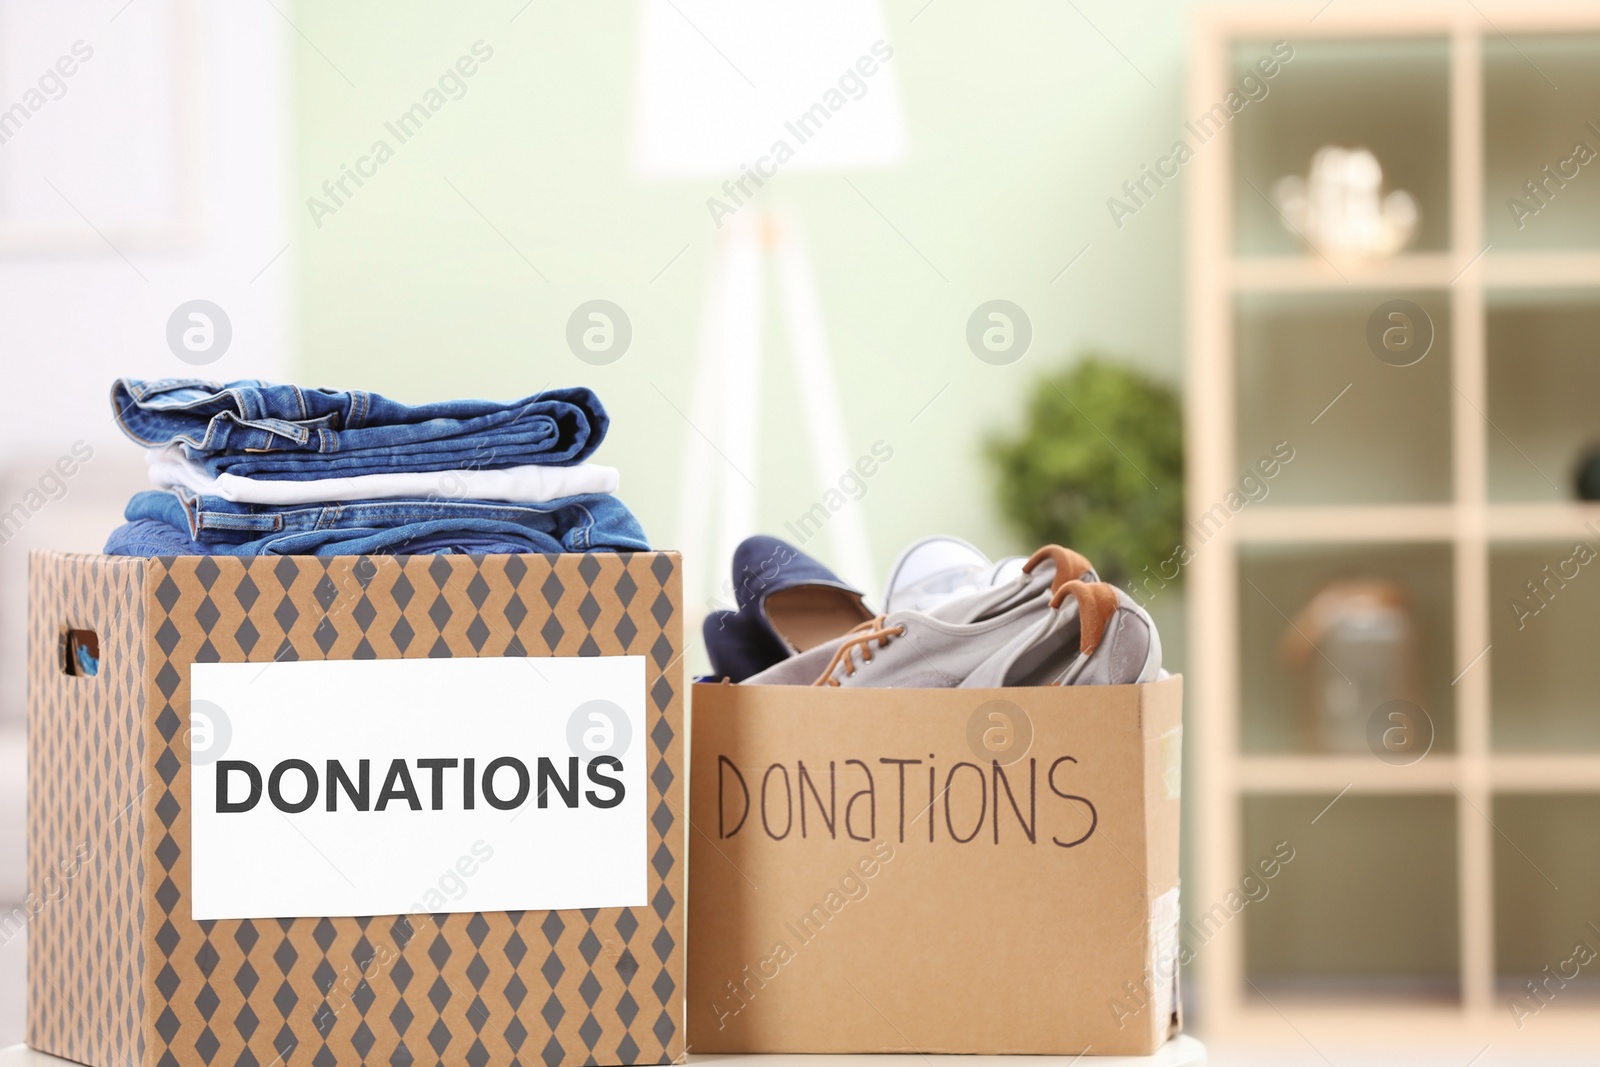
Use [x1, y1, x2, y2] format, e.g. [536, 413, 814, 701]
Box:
[987, 356, 1183, 586]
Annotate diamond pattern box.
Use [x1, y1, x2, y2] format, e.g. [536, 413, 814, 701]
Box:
[27, 551, 684, 1067]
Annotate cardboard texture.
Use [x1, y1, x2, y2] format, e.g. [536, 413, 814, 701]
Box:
[27, 550, 685, 1067]
[686, 677, 1183, 1056]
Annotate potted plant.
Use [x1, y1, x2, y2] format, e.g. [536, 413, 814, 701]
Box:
[987, 355, 1183, 589]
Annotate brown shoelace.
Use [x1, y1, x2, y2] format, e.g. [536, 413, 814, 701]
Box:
[812, 616, 908, 686]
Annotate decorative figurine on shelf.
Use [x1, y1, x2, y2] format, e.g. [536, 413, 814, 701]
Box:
[1575, 444, 1600, 500]
[1283, 579, 1424, 755]
[1273, 146, 1419, 260]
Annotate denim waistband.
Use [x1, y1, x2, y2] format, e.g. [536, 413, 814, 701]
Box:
[103, 518, 580, 558]
[125, 488, 649, 553]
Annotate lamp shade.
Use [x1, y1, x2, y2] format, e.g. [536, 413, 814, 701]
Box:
[633, 0, 907, 178]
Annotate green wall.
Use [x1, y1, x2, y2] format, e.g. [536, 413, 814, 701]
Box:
[292, 0, 1192, 586]
[291, 0, 1203, 1006]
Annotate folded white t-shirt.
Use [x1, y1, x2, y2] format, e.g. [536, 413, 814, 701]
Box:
[146, 446, 619, 505]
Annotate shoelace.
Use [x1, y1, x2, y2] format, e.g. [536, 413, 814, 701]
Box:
[812, 615, 908, 686]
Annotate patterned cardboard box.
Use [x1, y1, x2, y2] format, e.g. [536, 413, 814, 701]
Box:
[27, 550, 684, 1067]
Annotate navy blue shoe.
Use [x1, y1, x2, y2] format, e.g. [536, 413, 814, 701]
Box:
[701, 609, 789, 685]
[704, 536, 873, 682]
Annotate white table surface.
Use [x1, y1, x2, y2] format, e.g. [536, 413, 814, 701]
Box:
[3, 1037, 1207, 1066]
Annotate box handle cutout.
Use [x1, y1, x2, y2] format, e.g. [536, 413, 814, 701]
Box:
[60, 628, 100, 677]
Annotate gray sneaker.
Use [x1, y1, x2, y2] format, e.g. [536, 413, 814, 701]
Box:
[961, 580, 1163, 688]
[741, 544, 1096, 686]
[814, 608, 1036, 688]
[923, 543, 1094, 624]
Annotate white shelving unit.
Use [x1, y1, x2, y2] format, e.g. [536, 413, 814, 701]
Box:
[1187, 1, 1600, 1045]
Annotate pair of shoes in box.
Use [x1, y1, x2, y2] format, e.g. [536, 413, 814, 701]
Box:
[704, 535, 1163, 688]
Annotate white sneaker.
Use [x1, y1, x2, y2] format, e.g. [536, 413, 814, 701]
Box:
[882, 535, 1029, 615]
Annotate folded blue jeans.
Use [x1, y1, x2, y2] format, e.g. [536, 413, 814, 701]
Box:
[103, 519, 568, 557]
[111, 379, 609, 478]
[105, 488, 649, 557]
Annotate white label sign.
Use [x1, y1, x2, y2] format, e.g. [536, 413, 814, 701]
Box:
[189, 657, 648, 920]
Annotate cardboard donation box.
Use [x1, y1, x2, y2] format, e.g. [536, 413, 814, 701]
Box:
[687, 677, 1183, 1056]
[28, 551, 685, 1067]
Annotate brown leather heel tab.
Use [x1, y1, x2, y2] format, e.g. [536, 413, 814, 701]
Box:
[1050, 579, 1120, 655]
[1022, 544, 1094, 589]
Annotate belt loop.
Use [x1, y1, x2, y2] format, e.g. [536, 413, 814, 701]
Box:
[230, 415, 313, 446]
[228, 382, 256, 422]
[177, 487, 203, 540]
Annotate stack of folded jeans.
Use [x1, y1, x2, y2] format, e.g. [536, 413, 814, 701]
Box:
[103, 378, 650, 557]
[704, 534, 1164, 687]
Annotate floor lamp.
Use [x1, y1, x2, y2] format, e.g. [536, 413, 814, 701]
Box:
[633, 0, 908, 622]
[676, 208, 876, 615]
